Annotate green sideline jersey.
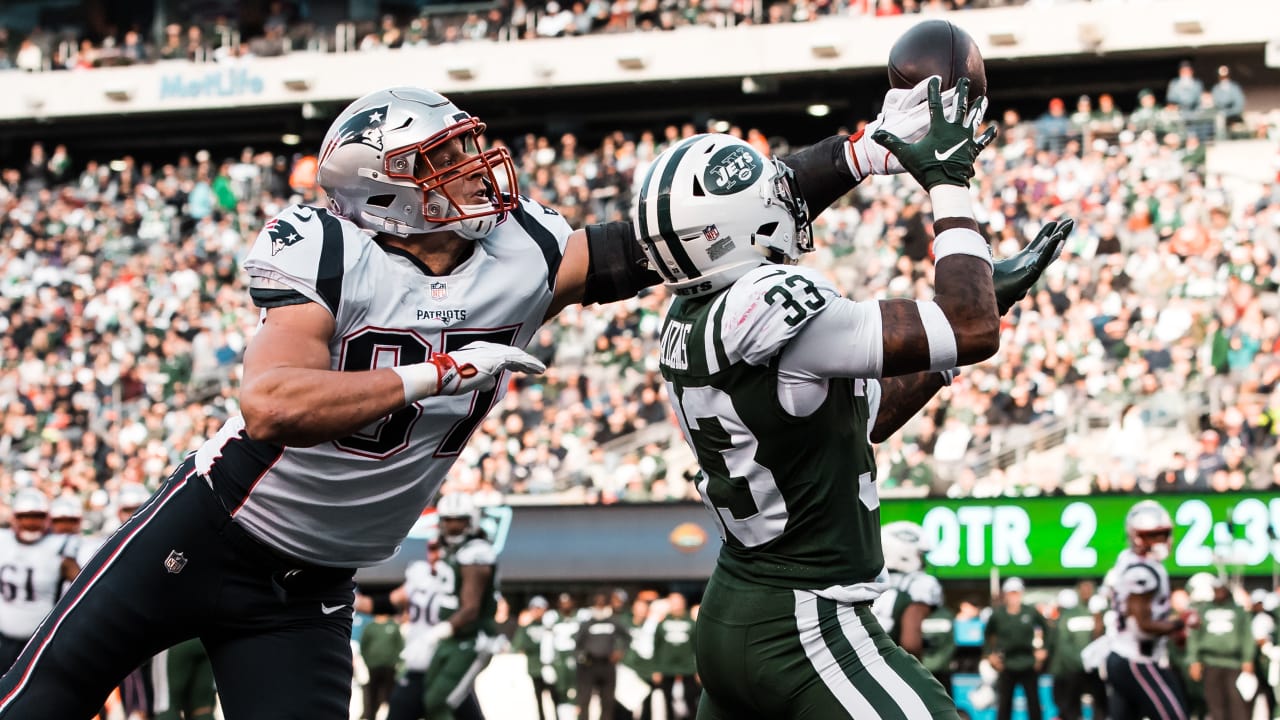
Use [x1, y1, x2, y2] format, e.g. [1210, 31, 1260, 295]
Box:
[433, 535, 498, 640]
[659, 264, 884, 592]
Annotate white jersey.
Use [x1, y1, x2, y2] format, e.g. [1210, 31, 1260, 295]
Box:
[195, 199, 571, 566]
[1105, 549, 1172, 662]
[0, 531, 76, 639]
[871, 570, 943, 635]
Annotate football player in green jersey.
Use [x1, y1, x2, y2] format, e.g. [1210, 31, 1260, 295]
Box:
[632, 77, 1072, 720]
[357, 493, 499, 720]
[873, 522, 945, 661]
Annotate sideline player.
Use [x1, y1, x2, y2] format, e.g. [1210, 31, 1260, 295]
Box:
[358, 493, 499, 720]
[873, 521, 944, 661]
[0, 79, 971, 717]
[635, 78, 1072, 719]
[1102, 500, 1192, 720]
[0, 489, 80, 673]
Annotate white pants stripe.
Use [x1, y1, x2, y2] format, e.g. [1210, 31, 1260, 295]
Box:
[793, 590, 882, 719]
[837, 604, 931, 719]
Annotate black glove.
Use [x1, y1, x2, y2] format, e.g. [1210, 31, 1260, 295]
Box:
[871, 76, 997, 190]
[993, 219, 1075, 315]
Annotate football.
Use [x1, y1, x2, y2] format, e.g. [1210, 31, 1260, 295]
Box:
[887, 19, 987, 98]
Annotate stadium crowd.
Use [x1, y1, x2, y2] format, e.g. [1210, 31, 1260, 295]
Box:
[2, 78, 1280, 525]
[0, 0, 1034, 71]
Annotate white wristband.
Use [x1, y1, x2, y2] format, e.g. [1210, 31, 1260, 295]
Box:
[391, 363, 440, 405]
[933, 228, 993, 269]
[928, 184, 974, 219]
[918, 301, 958, 372]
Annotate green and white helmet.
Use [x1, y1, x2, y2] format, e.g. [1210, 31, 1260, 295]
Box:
[317, 87, 518, 239]
[631, 133, 811, 298]
[881, 521, 931, 574]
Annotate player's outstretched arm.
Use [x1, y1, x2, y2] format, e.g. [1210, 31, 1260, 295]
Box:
[868, 219, 1073, 442]
[874, 76, 1001, 372]
[780, 76, 970, 217]
[544, 223, 663, 320]
[240, 304, 544, 445]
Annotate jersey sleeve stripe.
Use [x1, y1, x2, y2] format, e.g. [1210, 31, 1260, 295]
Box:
[511, 204, 564, 293]
[249, 287, 312, 309]
[314, 210, 345, 315]
[655, 138, 705, 281]
[708, 293, 730, 372]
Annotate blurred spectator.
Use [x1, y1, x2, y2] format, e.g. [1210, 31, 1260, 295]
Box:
[1035, 97, 1071, 154]
[1212, 65, 1246, 131]
[985, 577, 1047, 720]
[15, 37, 42, 71]
[1167, 60, 1204, 115]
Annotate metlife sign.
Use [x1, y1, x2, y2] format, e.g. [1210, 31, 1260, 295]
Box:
[880, 493, 1280, 579]
[160, 67, 265, 100]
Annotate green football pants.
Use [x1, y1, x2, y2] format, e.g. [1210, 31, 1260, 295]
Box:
[153, 638, 216, 720]
[695, 570, 958, 720]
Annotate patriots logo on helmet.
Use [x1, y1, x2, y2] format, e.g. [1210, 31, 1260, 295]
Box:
[265, 218, 304, 256]
[331, 104, 390, 155]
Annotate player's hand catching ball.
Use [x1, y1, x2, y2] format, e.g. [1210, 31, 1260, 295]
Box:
[872, 77, 996, 190]
[992, 219, 1074, 315]
[393, 340, 546, 403]
[847, 75, 977, 180]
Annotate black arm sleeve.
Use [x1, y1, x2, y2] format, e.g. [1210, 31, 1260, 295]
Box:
[581, 220, 664, 305]
[779, 134, 859, 220]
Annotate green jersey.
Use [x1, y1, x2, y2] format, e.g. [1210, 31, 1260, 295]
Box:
[921, 605, 957, 675]
[1047, 606, 1095, 675]
[404, 532, 499, 638]
[1186, 599, 1252, 669]
[659, 264, 883, 592]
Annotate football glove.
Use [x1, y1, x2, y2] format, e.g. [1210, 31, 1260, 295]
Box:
[871, 77, 997, 190]
[394, 341, 546, 403]
[992, 219, 1074, 315]
[848, 75, 978, 180]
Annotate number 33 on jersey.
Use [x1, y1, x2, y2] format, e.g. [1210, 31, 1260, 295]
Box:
[659, 265, 887, 592]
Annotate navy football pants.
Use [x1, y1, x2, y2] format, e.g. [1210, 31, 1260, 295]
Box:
[0, 458, 357, 719]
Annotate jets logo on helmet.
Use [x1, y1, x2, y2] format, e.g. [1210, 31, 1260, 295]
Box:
[632, 133, 812, 297]
[704, 145, 764, 195]
[317, 87, 518, 240]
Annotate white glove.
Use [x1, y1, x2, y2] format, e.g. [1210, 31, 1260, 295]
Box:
[846, 75, 987, 180]
[541, 665, 558, 684]
[1238, 670, 1259, 702]
[392, 341, 546, 403]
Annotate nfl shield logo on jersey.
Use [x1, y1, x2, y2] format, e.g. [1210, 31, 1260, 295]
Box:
[164, 550, 188, 574]
[430, 281, 448, 300]
[702, 225, 720, 242]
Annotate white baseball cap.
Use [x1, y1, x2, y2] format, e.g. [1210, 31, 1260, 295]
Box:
[1002, 577, 1025, 594]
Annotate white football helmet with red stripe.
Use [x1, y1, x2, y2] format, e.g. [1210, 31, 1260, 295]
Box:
[317, 87, 518, 240]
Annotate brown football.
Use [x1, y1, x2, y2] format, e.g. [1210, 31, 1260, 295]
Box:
[887, 19, 987, 98]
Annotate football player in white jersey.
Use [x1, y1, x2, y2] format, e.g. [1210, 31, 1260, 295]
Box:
[634, 78, 1073, 719]
[0, 489, 80, 673]
[1102, 500, 1192, 720]
[355, 493, 498, 720]
[872, 521, 944, 660]
[0, 80, 976, 718]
